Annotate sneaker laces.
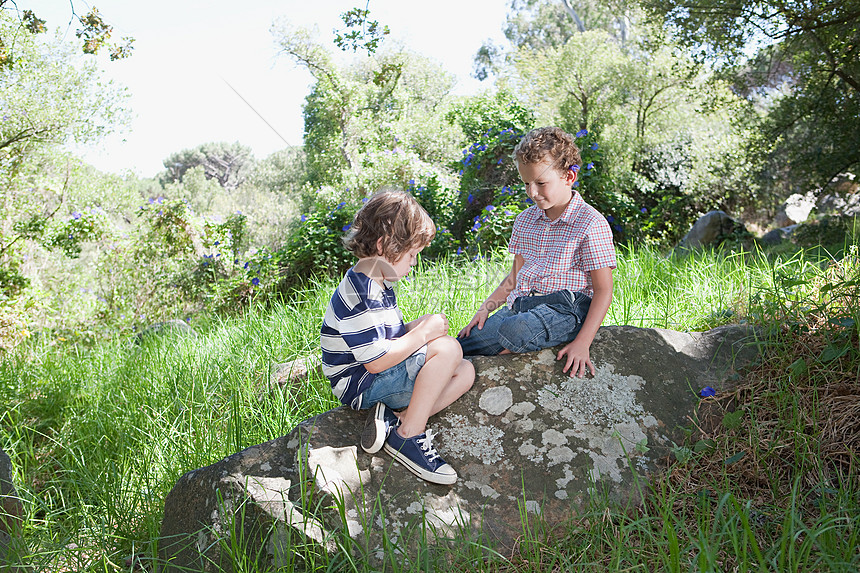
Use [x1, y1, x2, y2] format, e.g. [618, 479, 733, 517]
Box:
[417, 430, 441, 462]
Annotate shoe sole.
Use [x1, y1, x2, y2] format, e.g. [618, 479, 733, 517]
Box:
[360, 404, 386, 454]
[382, 443, 457, 485]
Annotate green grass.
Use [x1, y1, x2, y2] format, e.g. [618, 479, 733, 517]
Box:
[1, 245, 858, 571]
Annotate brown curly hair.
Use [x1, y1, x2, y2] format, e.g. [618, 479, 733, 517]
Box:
[513, 127, 582, 174]
[343, 190, 436, 261]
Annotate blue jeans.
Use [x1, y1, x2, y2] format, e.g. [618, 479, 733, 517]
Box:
[358, 345, 427, 410]
[458, 290, 592, 356]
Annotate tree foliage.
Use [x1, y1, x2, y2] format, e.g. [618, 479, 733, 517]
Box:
[639, 0, 860, 189]
[0, 1, 133, 61]
[474, 0, 642, 80]
[272, 20, 461, 197]
[332, 5, 389, 54]
[0, 11, 128, 300]
[161, 142, 256, 190]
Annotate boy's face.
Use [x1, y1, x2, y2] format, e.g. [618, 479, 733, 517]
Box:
[516, 157, 577, 220]
[381, 245, 423, 282]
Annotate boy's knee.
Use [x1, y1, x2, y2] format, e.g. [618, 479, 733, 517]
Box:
[497, 321, 531, 353]
[427, 335, 463, 361]
[459, 359, 475, 388]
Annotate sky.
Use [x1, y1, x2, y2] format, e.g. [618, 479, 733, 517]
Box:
[30, 0, 510, 177]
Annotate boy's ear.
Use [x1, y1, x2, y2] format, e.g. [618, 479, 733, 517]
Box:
[565, 168, 578, 187]
[376, 236, 385, 257]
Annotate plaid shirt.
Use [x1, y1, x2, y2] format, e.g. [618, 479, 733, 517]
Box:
[508, 191, 616, 305]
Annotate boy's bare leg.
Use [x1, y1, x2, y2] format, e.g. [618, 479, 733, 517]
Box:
[397, 337, 474, 439]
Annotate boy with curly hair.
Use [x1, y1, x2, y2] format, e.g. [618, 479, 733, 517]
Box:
[458, 127, 616, 378]
[321, 190, 474, 485]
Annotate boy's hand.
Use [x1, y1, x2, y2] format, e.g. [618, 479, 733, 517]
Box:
[457, 308, 489, 338]
[557, 338, 595, 378]
[417, 313, 449, 342]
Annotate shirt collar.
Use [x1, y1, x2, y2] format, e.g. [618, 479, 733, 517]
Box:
[537, 190, 582, 224]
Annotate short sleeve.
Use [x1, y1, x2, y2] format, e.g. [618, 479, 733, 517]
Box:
[580, 218, 617, 272]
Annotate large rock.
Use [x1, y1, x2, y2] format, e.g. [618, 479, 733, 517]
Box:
[1, 448, 24, 567]
[759, 224, 799, 246]
[677, 210, 747, 250]
[774, 192, 816, 227]
[817, 190, 860, 217]
[159, 325, 759, 571]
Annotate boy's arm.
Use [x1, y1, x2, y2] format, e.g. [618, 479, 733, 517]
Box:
[363, 313, 449, 374]
[458, 255, 523, 338]
[557, 267, 613, 378]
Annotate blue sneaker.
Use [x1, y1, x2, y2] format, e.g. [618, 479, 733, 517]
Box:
[383, 428, 457, 485]
[360, 402, 400, 454]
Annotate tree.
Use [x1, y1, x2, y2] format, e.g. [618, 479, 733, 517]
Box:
[161, 142, 256, 190]
[0, 1, 133, 61]
[514, 30, 628, 133]
[272, 20, 462, 196]
[332, 4, 389, 54]
[0, 11, 128, 299]
[639, 0, 860, 190]
[473, 0, 641, 80]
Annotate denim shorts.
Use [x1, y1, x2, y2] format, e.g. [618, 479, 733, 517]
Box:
[358, 345, 427, 410]
[458, 290, 592, 356]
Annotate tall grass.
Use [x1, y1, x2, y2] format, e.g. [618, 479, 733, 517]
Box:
[1, 245, 857, 571]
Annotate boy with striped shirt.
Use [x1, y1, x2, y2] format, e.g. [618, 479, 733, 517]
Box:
[321, 190, 474, 485]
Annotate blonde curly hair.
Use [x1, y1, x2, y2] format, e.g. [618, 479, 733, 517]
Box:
[513, 127, 582, 174]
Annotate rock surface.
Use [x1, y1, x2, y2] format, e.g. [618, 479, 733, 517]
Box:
[759, 224, 798, 246]
[159, 325, 759, 572]
[677, 210, 746, 250]
[1, 448, 24, 567]
[774, 192, 816, 227]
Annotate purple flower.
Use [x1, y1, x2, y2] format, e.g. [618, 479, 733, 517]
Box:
[700, 386, 716, 398]
[606, 215, 614, 222]
[471, 222, 482, 231]
[244, 262, 249, 269]
[576, 129, 588, 138]
[573, 181, 580, 187]
[214, 241, 220, 246]
[456, 247, 463, 255]
[342, 224, 351, 232]
[362, 197, 369, 203]
[468, 193, 474, 204]
[613, 224, 622, 232]
[301, 214, 307, 222]
[408, 179, 415, 186]
[336, 202, 346, 210]
[497, 158, 503, 165]
[591, 143, 599, 150]
[251, 277, 260, 286]
[586, 162, 594, 170]
[570, 165, 580, 172]
[485, 205, 495, 212]
[641, 207, 648, 214]
[72, 212, 82, 220]
[504, 209, 513, 216]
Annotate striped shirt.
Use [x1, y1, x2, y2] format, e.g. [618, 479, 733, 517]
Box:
[508, 191, 616, 305]
[321, 268, 406, 409]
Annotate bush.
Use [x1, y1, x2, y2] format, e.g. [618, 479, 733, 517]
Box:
[272, 200, 359, 293]
[792, 214, 860, 257]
